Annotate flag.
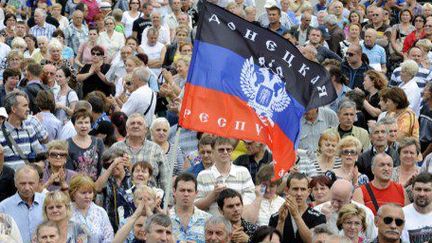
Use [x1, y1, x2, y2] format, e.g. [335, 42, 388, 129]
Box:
[179, 2, 337, 179]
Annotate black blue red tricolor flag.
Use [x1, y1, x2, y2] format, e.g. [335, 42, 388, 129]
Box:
[179, 2, 337, 179]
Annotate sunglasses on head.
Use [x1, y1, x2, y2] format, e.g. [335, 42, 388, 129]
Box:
[92, 52, 103, 56]
[382, 216, 404, 226]
[341, 149, 357, 156]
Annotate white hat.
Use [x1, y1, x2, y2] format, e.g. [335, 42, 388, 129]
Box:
[264, 0, 279, 9]
[0, 107, 7, 118]
[99, 1, 111, 10]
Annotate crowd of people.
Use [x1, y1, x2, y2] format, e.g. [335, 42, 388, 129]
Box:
[0, 0, 431, 242]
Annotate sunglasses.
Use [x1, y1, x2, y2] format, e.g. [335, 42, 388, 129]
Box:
[126, 81, 132, 86]
[382, 216, 404, 226]
[92, 52, 103, 56]
[346, 52, 355, 57]
[217, 148, 233, 153]
[341, 149, 357, 156]
[49, 152, 68, 159]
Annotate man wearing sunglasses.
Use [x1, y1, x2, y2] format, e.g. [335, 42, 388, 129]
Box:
[402, 173, 432, 242]
[341, 43, 371, 90]
[373, 203, 405, 243]
[195, 137, 255, 216]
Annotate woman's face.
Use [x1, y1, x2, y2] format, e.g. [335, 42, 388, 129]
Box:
[13, 45, 26, 54]
[50, 48, 62, 61]
[180, 44, 193, 56]
[91, 49, 104, 63]
[363, 75, 373, 91]
[175, 60, 188, 76]
[133, 216, 147, 240]
[414, 17, 425, 30]
[52, 7, 61, 17]
[73, 187, 94, 209]
[38, 40, 48, 52]
[134, 191, 156, 210]
[89, 30, 98, 42]
[400, 144, 418, 166]
[261, 181, 278, 200]
[48, 149, 68, 168]
[385, 98, 397, 111]
[132, 166, 151, 185]
[130, 0, 140, 10]
[151, 122, 169, 144]
[312, 183, 331, 204]
[96, 19, 105, 30]
[45, 201, 68, 222]
[349, 24, 360, 38]
[55, 69, 68, 86]
[425, 8, 432, 17]
[379, 98, 387, 111]
[105, 19, 115, 32]
[6, 17, 16, 28]
[401, 11, 412, 23]
[126, 39, 138, 51]
[25, 37, 35, 49]
[37, 226, 60, 243]
[9, 56, 22, 69]
[125, 59, 137, 73]
[319, 138, 337, 158]
[342, 215, 363, 240]
[176, 31, 188, 43]
[340, 145, 359, 166]
[74, 116, 91, 136]
[350, 13, 360, 24]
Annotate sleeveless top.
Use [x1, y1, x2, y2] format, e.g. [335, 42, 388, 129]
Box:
[360, 181, 405, 215]
[140, 42, 165, 76]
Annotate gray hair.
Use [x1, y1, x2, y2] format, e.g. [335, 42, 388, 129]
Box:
[150, 117, 170, 131]
[379, 116, 397, 126]
[376, 203, 403, 217]
[104, 16, 115, 24]
[132, 66, 150, 84]
[337, 100, 356, 113]
[126, 113, 147, 127]
[35, 8, 47, 18]
[324, 14, 338, 25]
[317, 10, 328, 16]
[11, 37, 27, 49]
[205, 216, 233, 235]
[74, 100, 92, 112]
[36, 36, 48, 44]
[312, 224, 334, 241]
[48, 38, 63, 52]
[369, 120, 388, 134]
[15, 165, 39, 183]
[145, 213, 172, 233]
[371, 152, 393, 169]
[4, 90, 28, 114]
[400, 60, 419, 78]
[101, 146, 128, 163]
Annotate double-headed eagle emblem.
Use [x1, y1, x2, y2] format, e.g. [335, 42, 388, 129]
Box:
[240, 57, 291, 127]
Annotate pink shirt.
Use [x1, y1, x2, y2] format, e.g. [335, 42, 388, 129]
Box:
[82, 0, 100, 24]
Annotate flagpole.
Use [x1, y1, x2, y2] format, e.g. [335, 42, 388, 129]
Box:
[163, 126, 182, 211]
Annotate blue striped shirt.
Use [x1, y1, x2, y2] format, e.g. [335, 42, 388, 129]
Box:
[29, 22, 56, 39]
[390, 66, 432, 91]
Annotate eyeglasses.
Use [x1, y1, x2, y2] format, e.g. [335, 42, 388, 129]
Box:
[49, 152, 68, 159]
[217, 148, 233, 153]
[130, 2, 139, 4]
[341, 149, 357, 156]
[91, 52, 103, 56]
[346, 52, 356, 57]
[382, 216, 404, 226]
[415, 19, 425, 22]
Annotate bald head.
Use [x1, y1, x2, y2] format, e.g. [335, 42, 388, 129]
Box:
[330, 179, 354, 211]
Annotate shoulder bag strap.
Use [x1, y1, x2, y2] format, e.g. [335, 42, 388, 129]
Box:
[1, 123, 29, 164]
[143, 91, 155, 116]
[365, 183, 379, 213]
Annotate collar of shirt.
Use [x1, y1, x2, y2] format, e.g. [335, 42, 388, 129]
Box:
[210, 163, 237, 178]
[14, 192, 43, 207]
[4, 120, 24, 130]
[372, 146, 390, 155]
[27, 79, 41, 85]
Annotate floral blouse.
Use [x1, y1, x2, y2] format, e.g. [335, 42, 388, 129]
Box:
[71, 202, 114, 243]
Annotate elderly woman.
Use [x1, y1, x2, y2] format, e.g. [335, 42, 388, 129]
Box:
[51, 4, 69, 30]
[398, 60, 422, 116]
[391, 137, 421, 202]
[31, 36, 49, 63]
[172, 56, 190, 89]
[150, 117, 185, 176]
[70, 175, 114, 242]
[0, 50, 24, 81]
[336, 203, 367, 243]
[333, 136, 369, 186]
[35, 221, 61, 243]
[41, 191, 88, 242]
[390, 9, 415, 56]
[309, 175, 333, 207]
[361, 70, 387, 122]
[415, 39, 432, 69]
[403, 15, 425, 53]
[77, 45, 113, 97]
[10, 37, 27, 54]
[76, 27, 99, 69]
[54, 66, 79, 124]
[42, 140, 77, 192]
[52, 30, 75, 65]
[41, 39, 75, 73]
[297, 130, 341, 177]
[97, 16, 126, 62]
[95, 147, 133, 232]
[380, 87, 419, 140]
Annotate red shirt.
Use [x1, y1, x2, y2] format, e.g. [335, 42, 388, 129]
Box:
[402, 30, 425, 53]
[360, 181, 405, 215]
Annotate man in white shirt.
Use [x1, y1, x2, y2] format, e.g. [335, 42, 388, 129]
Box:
[195, 137, 255, 215]
[120, 66, 156, 127]
[402, 173, 432, 242]
[314, 179, 377, 242]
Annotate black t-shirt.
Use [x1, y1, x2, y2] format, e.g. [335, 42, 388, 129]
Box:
[363, 92, 380, 123]
[80, 64, 112, 97]
[269, 207, 326, 243]
[132, 17, 152, 44]
[0, 165, 16, 202]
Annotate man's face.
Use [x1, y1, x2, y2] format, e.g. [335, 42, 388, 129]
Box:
[375, 206, 404, 242]
[37, 226, 60, 243]
[364, 30, 377, 46]
[144, 5, 154, 16]
[372, 155, 393, 181]
[72, 11, 84, 26]
[313, 233, 330, 243]
[126, 117, 147, 138]
[304, 108, 318, 122]
[346, 46, 361, 65]
[308, 30, 322, 45]
[425, 21, 432, 35]
[13, 96, 29, 121]
[171, 0, 181, 11]
[15, 169, 39, 201]
[34, 12, 44, 25]
[286, 178, 310, 205]
[244, 141, 262, 156]
[386, 123, 398, 144]
[371, 124, 387, 147]
[330, 189, 351, 212]
[413, 182, 432, 208]
[152, 13, 161, 26]
[338, 107, 356, 130]
[372, 9, 383, 24]
[145, 223, 172, 243]
[120, 47, 133, 62]
[301, 15, 312, 28]
[213, 143, 233, 165]
[408, 48, 423, 64]
[221, 196, 243, 224]
[198, 144, 213, 166]
[15, 24, 27, 37]
[267, 9, 280, 24]
[174, 180, 197, 208]
[205, 223, 231, 243]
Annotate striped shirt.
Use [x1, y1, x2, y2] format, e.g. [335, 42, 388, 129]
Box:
[196, 164, 256, 215]
[0, 121, 44, 170]
[297, 150, 342, 178]
[29, 22, 56, 39]
[390, 66, 432, 91]
[169, 206, 211, 243]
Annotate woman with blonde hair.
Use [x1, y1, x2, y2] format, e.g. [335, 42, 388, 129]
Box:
[51, 4, 69, 30]
[69, 175, 114, 242]
[415, 39, 432, 69]
[297, 130, 341, 177]
[41, 191, 88, 243]
[333, 136, 369, 186]
[336, 203, 367, 242]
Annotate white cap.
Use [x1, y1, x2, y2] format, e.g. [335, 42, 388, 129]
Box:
[99, 1, 111, 9]
[0, 107, 8, 118]
[264, 0, 279, 9]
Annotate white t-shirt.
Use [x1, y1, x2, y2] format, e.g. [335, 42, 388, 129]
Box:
[402, 204, 432, 243]
[257, 196, 285, 226]
[121, 11, 142, 38]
